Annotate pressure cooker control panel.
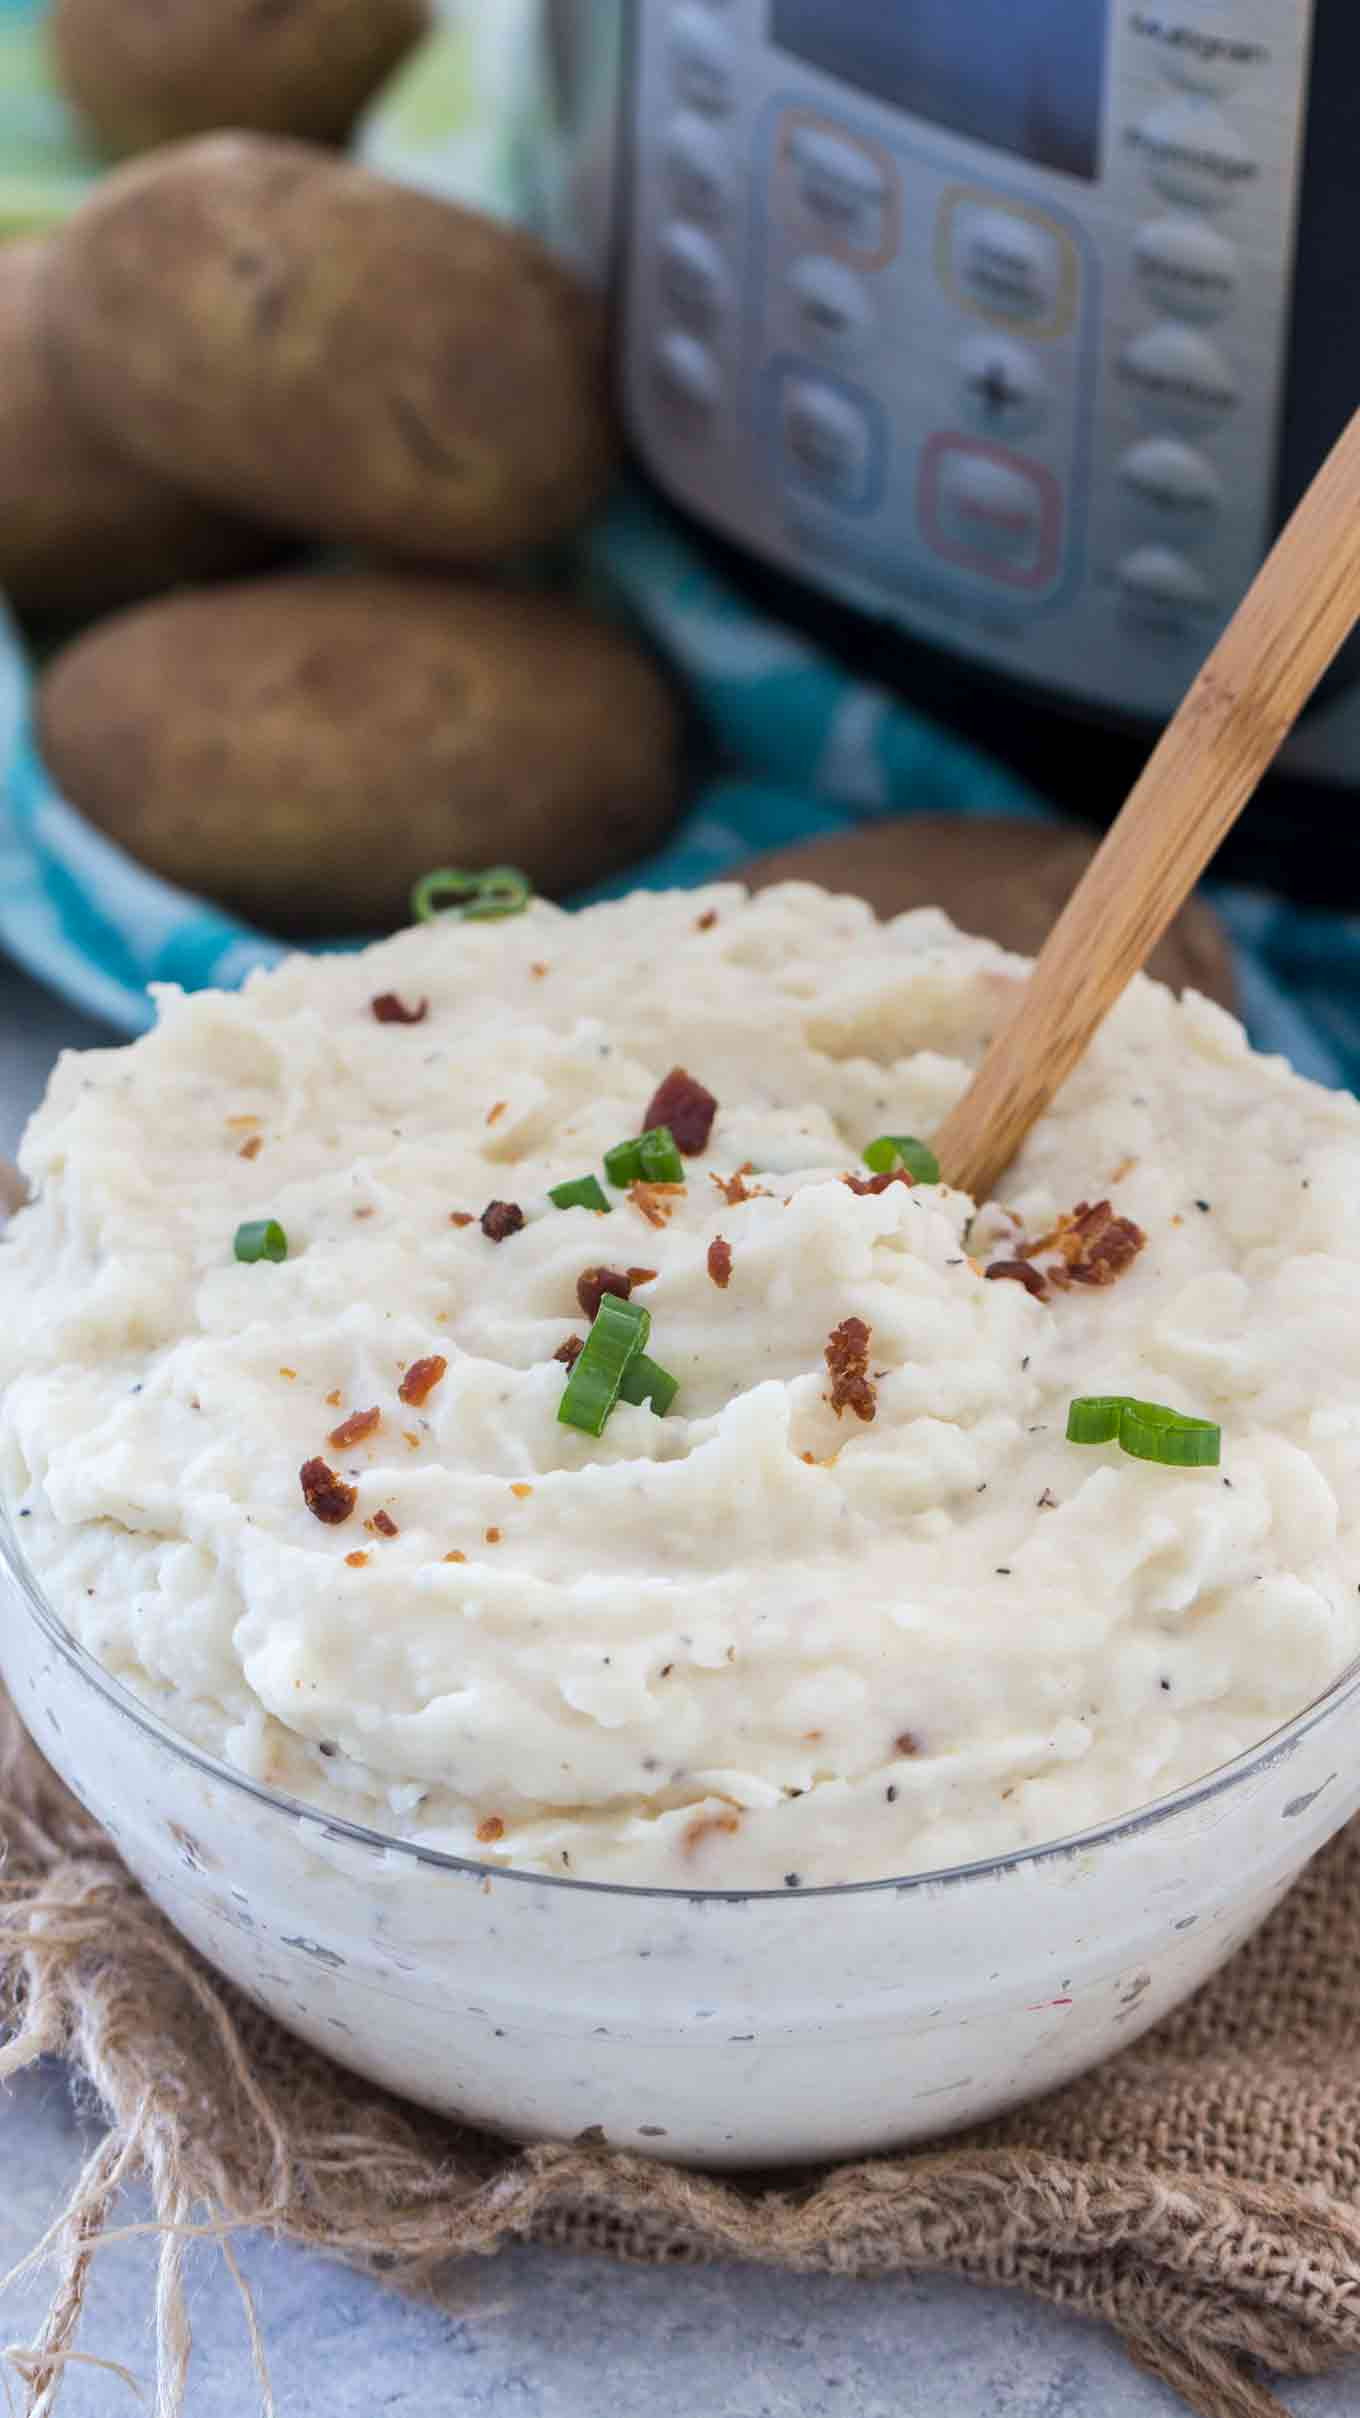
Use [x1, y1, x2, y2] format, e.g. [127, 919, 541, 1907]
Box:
[621, 0, 1317, 720]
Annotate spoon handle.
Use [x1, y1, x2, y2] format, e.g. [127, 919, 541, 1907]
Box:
[934, 406, 1360, 1204]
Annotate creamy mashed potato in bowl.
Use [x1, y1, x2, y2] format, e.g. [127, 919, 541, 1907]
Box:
[3, 881, 1360, 2163]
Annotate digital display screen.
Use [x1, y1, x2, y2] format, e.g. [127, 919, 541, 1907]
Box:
[771, 1, 1109, 184]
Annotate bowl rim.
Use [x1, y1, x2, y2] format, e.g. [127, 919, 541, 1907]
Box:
[5, 1503, 1360, 1904]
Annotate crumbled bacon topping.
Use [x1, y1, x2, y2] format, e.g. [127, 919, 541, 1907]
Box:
[843, 1169, 913, 1198]
[476, 1815, 505, 1845]
[554, 1334, 584, 1368]
[894, 1731, 920, 1758]
[824, 1317, 877, 1422]
[985, 1259, 1049, 1301]
[628, 1181, 684, 1228]
[577, 1265, 633, 1322]
[480, 1199, 524, 1241]
[370, 992, 428, 1025]
[345, 1550, 368, 1568]
[327, 1404, 381, 1450]
[695, 909, 718, 932]
[398, 1354, 447, 1406]
[643, 1067, 718, 1155]
[450, 1210, 475, 1227]
[707, 1235, 732, 1289]
[238, 1133, 263, 1160]
[710, 1165, 761, 1206]
[300, 1457, 356, 1525]
[627, 1266, 658, 1288]
[486, 1101, 507, 1126]
[1031, 1198, 1146, 1289]
[369, 1508, 399, 1538]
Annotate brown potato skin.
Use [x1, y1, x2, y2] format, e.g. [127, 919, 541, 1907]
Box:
[36, 574, 681, 933]
[0, 236, 277, 616]
[50, 0, 430, 156]
[742, 819, 1236, 1011]
[42, 135, 618, 563]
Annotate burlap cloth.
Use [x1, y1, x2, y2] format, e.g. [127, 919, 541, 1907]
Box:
[3, 1689, 1360, 2418]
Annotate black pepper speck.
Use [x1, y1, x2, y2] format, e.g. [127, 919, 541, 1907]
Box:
[783, 1872, 801, 1889]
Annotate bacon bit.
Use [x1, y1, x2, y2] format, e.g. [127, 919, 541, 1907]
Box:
[345, 1549, 369, 1568]
[627, 1266, 658, 1288]
[554, 1334, 584, 1368]
[300, 1457, 356, 1525]
[398, 1354, 447, 1407]
[1108, 1155, 1138, 1183]
[1038, 1198, 1147, 1288]
[444, 1549, 466, 1563]
[986, 1259, 1049, 1301]
[628, 1180, 684, 1228]
[450, 1211, 475, 1228]
[824, 1317, 877, 1422]
[370, 992, 428, 1026]
[402, 1429, 421, 1450]
[710, 1165, 760, 1206]
[239, 1134, 263, 1160]
[486, 1100, 507, 1127]
[485, 1525, 502, 1545]
[370, 1509, 399, 1538]
[706, 1235, 733, 1290]
[894, 1732, 920, 1757]
[800, 1450, 817, 1465]
[683, 1810, 741, 1856]
[643, 1067, 718, 1155]
[695, 909, 718, 931]
[325, 1388, 342, 1407]
[328, 1404, 380, 1449]
[480, 1199, 524, 1241]
[226, 1115, 260, 1129]
[279, 1367, 297, 1381]
[476, 1815, 505, 1845]
[530, 961, 549, 978]
[577, 1265, 633, 1322]
[510, 1482, 533, 1500]
[1171, 1213, 1184, 1228]
[843, 1168, 913, 1198]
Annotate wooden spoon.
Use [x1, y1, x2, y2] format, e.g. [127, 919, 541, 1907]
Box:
[933, 408, 1360, 1204]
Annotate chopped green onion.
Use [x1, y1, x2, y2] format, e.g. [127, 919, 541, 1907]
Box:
[863, 1134, 940, 1183]
[410, 865, 531, 924]
[637, 1126, 684, 1183]
[604, 1126, 682, 1186]
[234, 1217, 287, 1264]
[558, 1295, 650, 1436]
[548, 1174, 611, 1214]
[618, 1353, 679, 1416]
[1067, 1395, 1221, 1468]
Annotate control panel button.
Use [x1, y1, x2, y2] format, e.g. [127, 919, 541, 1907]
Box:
[788, 254, 873, 352]
[1128, 8, 1271, 97]
[788, 124, 890, 253]
[918, 436, 1061, 590]
[1118, 436, 1222, 522]
[658, 223, 729, 331]
[1119, 323, 1237, 425]
[653, 328, 721, 418]
[957, 334, 1047, 440]
[664, 112, 731, 223]
[667, 6, 735, 116]
[1134, 215, 1238, 324]
[780, 375, 873, 504]
[1117, 544, 1215, 619]
[954, 203, 1061, 324]
[1126, 97, 1256, 212]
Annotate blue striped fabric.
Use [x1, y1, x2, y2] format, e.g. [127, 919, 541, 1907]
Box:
[3, 501, 1358, 1092]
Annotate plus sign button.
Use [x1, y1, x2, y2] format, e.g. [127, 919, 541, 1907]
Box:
[957, 333, 1047, 440]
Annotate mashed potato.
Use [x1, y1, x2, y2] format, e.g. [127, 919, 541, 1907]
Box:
[3, 883, 1359, 1888]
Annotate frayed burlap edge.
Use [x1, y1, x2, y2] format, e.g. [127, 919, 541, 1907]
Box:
[4, 1693, 1360, 2418]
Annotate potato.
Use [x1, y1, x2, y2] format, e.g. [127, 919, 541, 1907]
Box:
[37, 573, 681, 933]
[43, 135, 618, 563]
[742, 819, 1236, 1010]
[0, 235, 278, 617]
[50, 0, 429, 156]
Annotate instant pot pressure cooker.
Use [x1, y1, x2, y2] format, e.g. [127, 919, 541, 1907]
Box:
[539, 2, 1360, 902]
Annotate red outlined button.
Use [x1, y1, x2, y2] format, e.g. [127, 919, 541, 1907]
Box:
[917, 434, 1063, 591]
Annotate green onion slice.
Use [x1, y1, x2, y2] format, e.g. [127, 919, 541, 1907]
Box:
[558, 1295, 651, 1436]
[234, 1217, 288, 1264]
[548, 1174, 611, 1214]
[863, 1135, 940, 1183]
[604, 1126, 683, 1187]
[617, 1353, 680, 1416]
[1067, 1395, 1221, 1468]
[410, 865, 531, 924]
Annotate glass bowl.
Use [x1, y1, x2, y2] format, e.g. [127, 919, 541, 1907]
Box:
[5, 1506, 1359, 2169]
